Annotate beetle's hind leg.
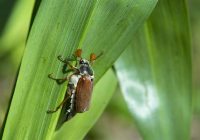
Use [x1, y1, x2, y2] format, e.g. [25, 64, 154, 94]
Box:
[47, 93, 71, 114]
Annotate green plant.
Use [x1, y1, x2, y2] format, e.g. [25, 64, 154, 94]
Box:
[0, 0, 193, 140]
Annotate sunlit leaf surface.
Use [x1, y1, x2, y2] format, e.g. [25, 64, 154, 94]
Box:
[115, 0, 192, 140]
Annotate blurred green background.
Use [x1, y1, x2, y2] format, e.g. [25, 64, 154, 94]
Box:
[0, 0, 200, 139]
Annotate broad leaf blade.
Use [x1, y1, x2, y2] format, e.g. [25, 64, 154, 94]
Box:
[3, 0, 157, 139]
[115, 0, 192, 140]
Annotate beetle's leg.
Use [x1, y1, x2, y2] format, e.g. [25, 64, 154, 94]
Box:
[74, 59, 78, 67]
[47, 94, 70, 114]
[66, 63, 78, 71]
[57, 55, 78, 71]
[57, 55, 77, 63]
[48, 74, 68, 84]
[58, 48, 83, 67]
[62, 67, 74, 74]
[62, 59, 77, 74]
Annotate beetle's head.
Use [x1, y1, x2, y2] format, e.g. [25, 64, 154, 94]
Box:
[79, 59, 93, 76]
[79, 59, 89, 66]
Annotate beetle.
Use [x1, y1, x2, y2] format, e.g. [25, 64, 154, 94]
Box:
[47, 49, 102, 120]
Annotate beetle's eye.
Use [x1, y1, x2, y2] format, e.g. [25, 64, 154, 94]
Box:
[80, 60, 84, 64]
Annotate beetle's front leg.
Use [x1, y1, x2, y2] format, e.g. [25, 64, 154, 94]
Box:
[57, 55, 79, 71]
[48, 74, 68, 84]
[57, 55, 77, 64]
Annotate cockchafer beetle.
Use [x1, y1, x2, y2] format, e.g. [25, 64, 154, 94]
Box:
[47, 49, 102, 120]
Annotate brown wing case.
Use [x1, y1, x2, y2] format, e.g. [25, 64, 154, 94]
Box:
[75, 75, 93, 113]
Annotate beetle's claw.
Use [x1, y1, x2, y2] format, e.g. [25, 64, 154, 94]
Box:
[48, 73, 54, 78]
[47, 109, 56, 114]
[57, 55, 62, 59]
[58, 55, 65, 61]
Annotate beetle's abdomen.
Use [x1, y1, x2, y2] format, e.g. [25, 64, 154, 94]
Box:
[66, 74, 80, 116]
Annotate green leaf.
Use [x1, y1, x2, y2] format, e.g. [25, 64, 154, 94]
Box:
[0, 0, 35, 135]
[2, 0, 157, 139]
[0, 0, 35, 57]
[191, 0, 200, 115]
[115, 0, 192, 140]
[53, 69, 117, 140]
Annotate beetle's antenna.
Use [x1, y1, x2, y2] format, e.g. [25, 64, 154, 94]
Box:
[95, 51, 103, 60]
[74, 49, 82, 59]
[90, 51, 103, 64]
